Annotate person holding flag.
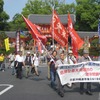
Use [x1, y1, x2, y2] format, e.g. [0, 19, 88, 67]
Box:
[48, 50, 57, 90]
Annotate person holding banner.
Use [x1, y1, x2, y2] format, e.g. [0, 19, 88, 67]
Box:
[78, 50, 92, 95]
[55, 52, 68, 97]
[65, 50, 77, 88]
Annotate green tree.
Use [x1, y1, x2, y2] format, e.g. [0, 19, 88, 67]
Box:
[9, 0, 76, 31]
[75, 0, 100, 31]
[0, 0, 9, 31]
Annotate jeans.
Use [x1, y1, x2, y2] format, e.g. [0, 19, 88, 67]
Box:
[50, 71, 56, 88]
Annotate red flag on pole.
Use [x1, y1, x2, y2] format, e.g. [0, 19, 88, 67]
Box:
[22, 15, 47, 45]
[36, 40, 42, 53]
[68, 13, 84, 50]
[71, 38, 78, 58]
[51, 10, 68, 47]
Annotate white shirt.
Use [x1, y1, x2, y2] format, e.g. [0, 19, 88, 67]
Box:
[16, 55, 24, 62]
[65, 56, 77, 64]
[33, 57, 39, 66]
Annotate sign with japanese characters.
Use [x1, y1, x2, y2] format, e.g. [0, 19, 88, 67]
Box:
[57, 61, 100, 85]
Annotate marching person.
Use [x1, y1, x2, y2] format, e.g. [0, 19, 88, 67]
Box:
[16, 51, 25, 79]
[55, 52, 68, 97]
[65, 50, 77, 88]
[78, 50, 92, 95]
[48, 50, 57, 90]
[25, 52, 33, 78]
[33, 53, 40, 76]
[0, 53, 5, 71]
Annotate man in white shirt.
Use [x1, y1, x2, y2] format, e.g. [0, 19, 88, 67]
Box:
[55, 52, 68, 97]
[64, 50, 77, 88]
[16, 51, 25, 79]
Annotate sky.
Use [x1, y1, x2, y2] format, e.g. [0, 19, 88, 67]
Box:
[4, 0, 75, 21]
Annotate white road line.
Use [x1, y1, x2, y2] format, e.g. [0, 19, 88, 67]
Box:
[0, 84, 14, 96]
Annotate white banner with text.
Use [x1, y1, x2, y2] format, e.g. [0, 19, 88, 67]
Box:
[57, 61, 100, 85]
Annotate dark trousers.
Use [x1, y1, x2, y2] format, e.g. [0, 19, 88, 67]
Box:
[80, 82, 91, 92]
[16, 62, 23, 79]
[57, 74, 64, 94]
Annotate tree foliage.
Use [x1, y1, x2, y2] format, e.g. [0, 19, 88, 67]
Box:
[2, 0, 100, 32]
[75, 0, 100, 31]
[0, 0, 9, 31]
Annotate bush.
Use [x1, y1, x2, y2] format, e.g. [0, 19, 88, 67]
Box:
[0, 47, 15, 55]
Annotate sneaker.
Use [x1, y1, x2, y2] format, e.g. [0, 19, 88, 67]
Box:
[66, 83, 72, 88]
[58, 92, 64, 97]
[86, 91, 92, 95]
[2, 70, 5, 72]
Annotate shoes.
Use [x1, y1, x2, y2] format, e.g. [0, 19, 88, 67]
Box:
[36, 74, 39, 76]
[86, 91, 92, 95]
[66, 83, 72, 88]
[58, 92, 64, 97]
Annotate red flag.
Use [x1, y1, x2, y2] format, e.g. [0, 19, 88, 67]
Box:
[36, 40, 42, 53]
[22, 15, 47, 45]
[51, 10, 68, 47]
[71, 38, 78, 58]
[68, 13, 84, 50]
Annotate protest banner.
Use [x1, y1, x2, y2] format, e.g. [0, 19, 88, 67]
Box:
[57, 61, 100, 85]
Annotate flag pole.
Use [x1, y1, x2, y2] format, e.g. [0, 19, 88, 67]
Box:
[52, 6, 55, 50]
[22, 15, 56, 64]
[98, 14, 100, 58]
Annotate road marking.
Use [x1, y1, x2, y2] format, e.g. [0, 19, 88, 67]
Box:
[0, 84, 14, 96]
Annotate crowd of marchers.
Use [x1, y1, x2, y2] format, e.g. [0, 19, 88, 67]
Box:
[0, 46, 99, 97]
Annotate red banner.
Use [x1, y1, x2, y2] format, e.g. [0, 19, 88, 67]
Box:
[22, 15, 47, 45]
[71, 38, 78, 58]
[68, 13, 84, 50]
[51, 10, 68, 47]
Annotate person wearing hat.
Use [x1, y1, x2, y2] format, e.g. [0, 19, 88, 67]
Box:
[25, 52, 33, 78]
[78, 50, 92, 95]
[64, 50, 77, 88]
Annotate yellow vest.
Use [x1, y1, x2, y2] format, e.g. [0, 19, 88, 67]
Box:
[0, 56, 4, 61]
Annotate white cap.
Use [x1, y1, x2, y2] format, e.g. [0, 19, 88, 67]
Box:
[83, 50, 89, 54]
[68, 50, 73, 54]
[27, 52, 30, 54]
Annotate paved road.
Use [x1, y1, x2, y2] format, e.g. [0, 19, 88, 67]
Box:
[0, 63, 100, 100]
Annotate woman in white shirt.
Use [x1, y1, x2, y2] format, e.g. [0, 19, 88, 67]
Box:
[33, 53, 40, 76]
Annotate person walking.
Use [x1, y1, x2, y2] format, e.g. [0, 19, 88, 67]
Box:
[48, 50, 57, 90]
[55, 52, 68, 97]
[78, 50, 92, 95]
[33, 53, 40, 76]
[65, 50, 77, 88]
[25, 52, 33, 78]
[16, 51, 25, 79]
[0, 53, 5, 71]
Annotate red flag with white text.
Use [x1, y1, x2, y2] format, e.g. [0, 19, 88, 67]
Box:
[71, 38, 78, 58]
[22, 15, 47, 45]
[68, 13, 84, 50]
[51, 10, 68, 47]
